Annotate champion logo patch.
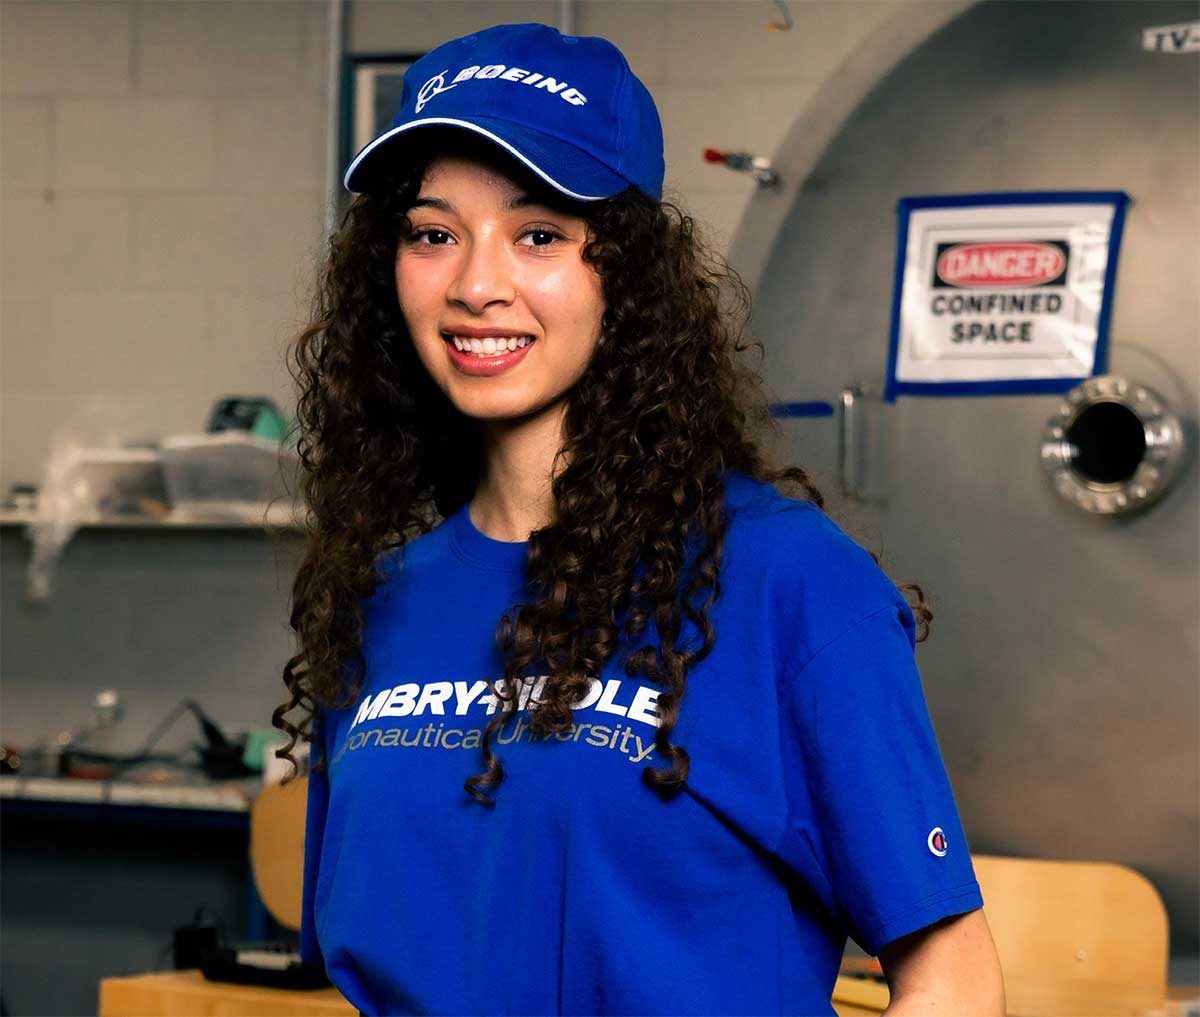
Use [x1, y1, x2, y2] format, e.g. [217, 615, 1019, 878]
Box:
[927, 827, 948, 857]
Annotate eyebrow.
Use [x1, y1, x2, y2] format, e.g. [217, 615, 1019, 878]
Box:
[409, 193, 563, 214]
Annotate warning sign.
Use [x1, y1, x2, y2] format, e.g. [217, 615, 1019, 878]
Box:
[883, 192, 1129, 402]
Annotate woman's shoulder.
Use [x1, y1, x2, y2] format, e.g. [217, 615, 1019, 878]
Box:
[722, 467, 862, 542]
[720, 468, 840, 552]
[720, 469, 915, 652]
[720, 468, 806, 517]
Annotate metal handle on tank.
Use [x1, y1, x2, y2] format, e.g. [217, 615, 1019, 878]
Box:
[837, 386, 858, 499]
[837, 383, 889, 505]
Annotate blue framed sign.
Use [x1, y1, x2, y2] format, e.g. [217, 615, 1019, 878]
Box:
[883, 191, 1130, 403]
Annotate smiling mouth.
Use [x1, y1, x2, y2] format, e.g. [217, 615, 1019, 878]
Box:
[442, 333, 536, 357]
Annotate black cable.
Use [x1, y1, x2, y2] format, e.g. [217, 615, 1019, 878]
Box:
[154, 904, 231, 971]
[193, 904, 229, 945]
[18, 697, 251, 781]
[102, 698, 246, 780]
[152, 939, 175, 973]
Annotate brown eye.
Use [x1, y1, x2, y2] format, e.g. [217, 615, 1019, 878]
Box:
[408, 228, 452, 246]
[518, 228, 564, 249]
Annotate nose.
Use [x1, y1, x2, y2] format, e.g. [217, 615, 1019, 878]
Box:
[445, 233, 516, 314]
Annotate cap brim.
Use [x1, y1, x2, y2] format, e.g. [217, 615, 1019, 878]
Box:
[343, 117, 631, 202]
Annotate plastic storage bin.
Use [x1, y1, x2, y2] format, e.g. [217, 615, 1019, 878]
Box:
[159, 432, 301, 511]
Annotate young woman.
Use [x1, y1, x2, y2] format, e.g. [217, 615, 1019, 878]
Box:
[272, 22, 1005, 1017]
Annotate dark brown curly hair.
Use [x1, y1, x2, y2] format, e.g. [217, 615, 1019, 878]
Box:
[271, 127, 931, 805]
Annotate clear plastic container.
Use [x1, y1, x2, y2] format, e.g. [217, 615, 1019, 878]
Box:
[159, 432, 301, 510]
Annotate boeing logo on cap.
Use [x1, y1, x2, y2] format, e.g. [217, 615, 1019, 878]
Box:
[415, 65, 588, 114]
[343, 22, 663, 203]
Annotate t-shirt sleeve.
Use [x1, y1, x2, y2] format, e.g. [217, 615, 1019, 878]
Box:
[778, 599, 984, 957]
[299, 708, 329, 971]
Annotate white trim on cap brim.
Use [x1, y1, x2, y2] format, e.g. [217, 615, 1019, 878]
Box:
[343, 117, 614, 201]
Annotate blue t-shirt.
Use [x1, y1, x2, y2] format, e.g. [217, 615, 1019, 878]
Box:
[300, 470, 984, 1016]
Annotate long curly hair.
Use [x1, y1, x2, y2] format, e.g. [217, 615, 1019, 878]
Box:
[271, 128, 931, 805]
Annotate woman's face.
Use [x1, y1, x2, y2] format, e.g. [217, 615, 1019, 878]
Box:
[395, 151, 606, 425]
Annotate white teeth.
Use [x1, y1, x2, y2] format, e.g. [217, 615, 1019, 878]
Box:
[448, 334, 534, 357]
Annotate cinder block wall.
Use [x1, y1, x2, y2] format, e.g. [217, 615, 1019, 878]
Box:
[1, 0, 910, 490]
[1, 1, 329, 491]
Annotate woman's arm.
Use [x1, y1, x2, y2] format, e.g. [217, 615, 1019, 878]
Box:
[879, 909, 1006, 1016]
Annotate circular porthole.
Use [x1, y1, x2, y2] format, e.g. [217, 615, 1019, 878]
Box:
[1040, 375, 1187, 516]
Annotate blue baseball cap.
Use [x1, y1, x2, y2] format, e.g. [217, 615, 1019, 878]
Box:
[342, 22, 665, 202]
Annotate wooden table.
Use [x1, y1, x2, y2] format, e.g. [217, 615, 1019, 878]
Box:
[98, 969, 357, 1017]
[99, 968, 1199, 1017]
[831, 975, 1200, 1017]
